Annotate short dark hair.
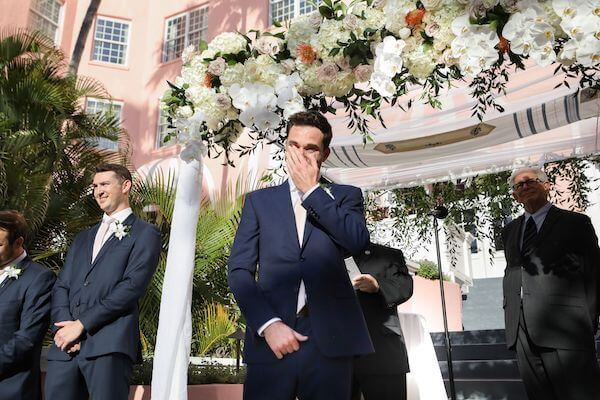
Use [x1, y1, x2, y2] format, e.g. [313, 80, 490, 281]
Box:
[286, 111, 333, 149]
[0, 210, 29, 244]
[94, 164, 133, 183]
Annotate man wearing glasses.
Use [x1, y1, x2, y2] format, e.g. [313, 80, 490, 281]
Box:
[502, 167, 600, 400]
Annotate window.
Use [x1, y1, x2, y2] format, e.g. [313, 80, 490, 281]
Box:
[85, 98, 122, 151]
[156, 107, 171, 149]
[92, 17, 130, 65]
[163, 6, 209, 63]
[269, 0, 322, 25]
[29, 0, 63, 44]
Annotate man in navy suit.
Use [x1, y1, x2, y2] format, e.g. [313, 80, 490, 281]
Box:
[0, 210, 55, 400]
[45, 164, 161, 400]
[228, 111, 373, 400]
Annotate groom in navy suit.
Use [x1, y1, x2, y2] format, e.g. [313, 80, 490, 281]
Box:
[45, 164, 161, 400]
[0, 211, 55, 400]
[228, 111, 373, 399]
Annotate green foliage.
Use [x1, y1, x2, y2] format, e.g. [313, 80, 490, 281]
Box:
[192, 303, 237, 357]
[415, 260, 439, 280]
[131, 359, 246, 385]
[0, 28, 125, 269]
[366, 157, 597, 265]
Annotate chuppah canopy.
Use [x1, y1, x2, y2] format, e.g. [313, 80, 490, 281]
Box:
[323, 65, 599, 190]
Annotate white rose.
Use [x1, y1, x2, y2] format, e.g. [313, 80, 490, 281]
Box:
[399, 27, 412, 39]
[255, 35, 284, 56]
[208, 57, 226, 76]
[421, 0, 444, 11]
[425, 22, 441, 37]
[176, 105, 194, 119]
[316, 62, 340, 83]
[343, 14, 361, 31]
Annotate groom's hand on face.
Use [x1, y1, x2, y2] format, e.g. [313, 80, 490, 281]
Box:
[263, 321, 308, 359]
[286, 145, 319, 194]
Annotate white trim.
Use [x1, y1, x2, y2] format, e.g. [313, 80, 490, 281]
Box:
[85, 97, 124, 151]
[269, 0, 320, 26]
[29, 0, 64, 45]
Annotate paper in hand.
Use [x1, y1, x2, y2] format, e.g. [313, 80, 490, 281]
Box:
[344, 257, 362, 283]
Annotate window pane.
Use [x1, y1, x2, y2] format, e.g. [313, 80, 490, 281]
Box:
[299, 0, 321, 15]
[270, 0, 294, 24]
[29, 0, 61, 44]
[156, 108, 170, 149]
[162, 6, 208, 62]
[92, 18, 129, 65]
[86, 99, 121, 151]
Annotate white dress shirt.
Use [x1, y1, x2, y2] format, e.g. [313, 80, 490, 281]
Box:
[97, 207, 133, 247]
[0, 250, 27, 286]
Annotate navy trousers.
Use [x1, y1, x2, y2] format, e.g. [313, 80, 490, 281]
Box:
[243, 315, 353, 400]
[45, 353, 133, 400]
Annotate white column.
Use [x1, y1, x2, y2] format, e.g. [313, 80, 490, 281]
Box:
[151, 159, 203, 400]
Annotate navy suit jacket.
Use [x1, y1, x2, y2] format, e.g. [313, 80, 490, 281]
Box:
[47, 214, 161, 363]
[502, 205, 600, 350]
[228, 181, 374, 363]
[0, 257, 55, 400]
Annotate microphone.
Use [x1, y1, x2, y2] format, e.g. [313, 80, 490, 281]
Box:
[430, 205, 449, 219]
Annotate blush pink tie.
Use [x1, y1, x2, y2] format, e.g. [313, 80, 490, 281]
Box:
[293, 196, 307, 313]
[92, 218, 114, 262]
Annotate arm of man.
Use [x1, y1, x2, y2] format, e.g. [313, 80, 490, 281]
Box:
[227, 193, 279, 334]
[51, 234, 81, 331]
[375, 248, 414, 308]
[579, 215, 600, 331]
[77, 225, 161, 334]
[0, 269, 55, 377]
[302, 186, 370, 256]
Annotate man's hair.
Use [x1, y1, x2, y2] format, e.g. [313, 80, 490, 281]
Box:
[95, 164, 133, 183]
[508, 167, 549, 188]
[286, 111, 333, 149]
[0, 210, 29, 244]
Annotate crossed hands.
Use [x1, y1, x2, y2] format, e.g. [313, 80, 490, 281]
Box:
[286, 145, 320, 194]
[54, 320, 85, 354]
[263, 321, 308, 359]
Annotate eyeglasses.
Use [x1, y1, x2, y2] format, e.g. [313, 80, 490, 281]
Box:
[512, 178, 542, 191]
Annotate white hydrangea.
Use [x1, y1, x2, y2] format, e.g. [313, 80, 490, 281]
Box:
[244, 55, 285, 87]
[383, 0, 413, 36]
[208, 32, 248, 55]
[311, 19, 352, 61]
[404, 46, 438, 79]
[296, 63, 323, 96]
[322, 70, 356, 97]
[287, 14, 320, 57]
[220, 63, 247, 89]
[185, 86, 237, 131]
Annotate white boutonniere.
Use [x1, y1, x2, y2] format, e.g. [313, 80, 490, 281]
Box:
[320, 182, 334, 199]
[5, 265, 22, 280]
[109, 220, 131, 240]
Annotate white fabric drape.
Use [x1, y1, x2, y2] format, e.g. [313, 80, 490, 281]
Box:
[151, 159, 203, 400]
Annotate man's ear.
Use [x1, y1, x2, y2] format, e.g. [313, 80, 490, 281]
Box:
[122, 179, 132, 194]
[14, 236, 24, 248]
[322, 148, 330, 162]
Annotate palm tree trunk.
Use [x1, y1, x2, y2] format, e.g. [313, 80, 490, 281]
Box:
[68, 0, 102, 75]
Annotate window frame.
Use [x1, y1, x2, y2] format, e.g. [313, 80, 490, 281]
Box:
[155, 106, 171, 149]
[85, 97, 124, 151]
[91, 16, 132, 66]
[29, 0, 64, 45]
[162, 5, 209, 63]
[268, 0, 321, 26]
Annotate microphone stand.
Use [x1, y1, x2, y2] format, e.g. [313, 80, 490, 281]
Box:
[431, 205, 456, 400]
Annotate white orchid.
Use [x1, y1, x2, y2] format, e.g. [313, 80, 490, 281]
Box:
[109, 221, 131, 240]
[229, 83, 277, 112]
[503, 8, 557, 66]
[373, 36, 405, 78]
[451, 17, 499, 76]
[4, 265, 22, 280]
[370, 72, 397, 98]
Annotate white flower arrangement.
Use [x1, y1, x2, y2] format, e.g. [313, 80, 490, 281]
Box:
[109, 221, 131, 241]
[160, 0, 599, 165]
[4, 265, 22, 280]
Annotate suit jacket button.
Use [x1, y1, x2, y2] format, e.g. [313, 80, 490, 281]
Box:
[83, 281, 89, 287]
[300, 257, 305, 262]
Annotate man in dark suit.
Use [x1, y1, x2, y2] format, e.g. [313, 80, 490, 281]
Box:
[45, 164, 161, 400]
[351, 242, 413, 400]
[0, 210, 55, 400]
[502, 167, 600, 400]
[228, 111, 373, 400]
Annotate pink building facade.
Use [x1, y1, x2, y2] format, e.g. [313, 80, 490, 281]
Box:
[1, 0, 321, 171]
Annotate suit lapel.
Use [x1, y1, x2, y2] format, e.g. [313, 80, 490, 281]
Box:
[88, 214, 136, 274]
[535, 205, 559, 244]
[511, 215, 525, 253]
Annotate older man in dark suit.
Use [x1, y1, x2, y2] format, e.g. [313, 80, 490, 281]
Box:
[45, 164, 161, 400]
[351, 242, 413, 400]
[0, 210, 55, 400]
[502, 167, 600, 400]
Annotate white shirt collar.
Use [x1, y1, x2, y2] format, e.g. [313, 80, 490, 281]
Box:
[103, 207, 133, 224]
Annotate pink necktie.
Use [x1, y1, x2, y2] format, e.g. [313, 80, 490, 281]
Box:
[92, 218, 114, 262]
[293, 195, 307, 312]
